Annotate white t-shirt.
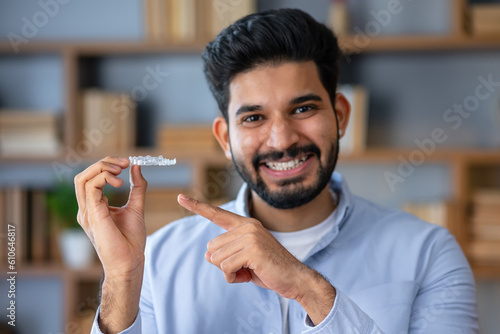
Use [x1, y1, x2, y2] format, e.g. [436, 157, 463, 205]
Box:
[269, 191, 338, 334]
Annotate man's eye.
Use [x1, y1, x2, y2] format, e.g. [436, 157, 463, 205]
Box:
[293, 105, 316, 114]
[243, 114, 263, 123]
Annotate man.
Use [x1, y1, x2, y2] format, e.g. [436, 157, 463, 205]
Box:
[77, 8, 478, 334]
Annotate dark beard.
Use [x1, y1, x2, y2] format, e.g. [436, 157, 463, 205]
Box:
[231, 141, 339, 209]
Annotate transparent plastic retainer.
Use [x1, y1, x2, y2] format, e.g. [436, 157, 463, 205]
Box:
[129, 155, 176, 166]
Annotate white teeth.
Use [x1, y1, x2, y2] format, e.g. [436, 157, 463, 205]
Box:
[265, 156, 308, 171]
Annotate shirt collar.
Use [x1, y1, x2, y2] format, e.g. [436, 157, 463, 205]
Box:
[307, 172, 352, 258]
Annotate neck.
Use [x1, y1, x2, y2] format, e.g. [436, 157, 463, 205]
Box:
[249, 185, 336, 232]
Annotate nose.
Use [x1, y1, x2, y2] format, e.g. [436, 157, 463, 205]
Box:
[265, 118, 300, 151]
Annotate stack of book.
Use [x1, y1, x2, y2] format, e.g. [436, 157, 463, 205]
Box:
[144, 188, 193, 234]
[468, 189, 500, 264]
[337, 85, 369, 155]
[0, 188, 53, 267]
[144, 188, 230, 234]
[403, 201, 448, 228]
[157, 124, 219, 152]
[470, 4, 500, 36]
[80, 89, 136, 155]
[143, 0, 256, 43]
[0, 110, 61, 158]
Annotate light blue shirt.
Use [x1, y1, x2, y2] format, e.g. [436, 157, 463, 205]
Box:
[92, 172, 478, 333]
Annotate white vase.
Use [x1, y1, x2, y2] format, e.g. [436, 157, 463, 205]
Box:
[59, 229, 95, 269]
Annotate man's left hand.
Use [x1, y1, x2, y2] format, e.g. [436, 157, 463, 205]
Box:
[177, 194, 336, 325]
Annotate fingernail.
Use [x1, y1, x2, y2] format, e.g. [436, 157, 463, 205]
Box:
[119, 158, 128, 162]
[179, 194, 190, 201]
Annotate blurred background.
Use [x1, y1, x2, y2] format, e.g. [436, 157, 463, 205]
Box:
[0, 0, 499, 333]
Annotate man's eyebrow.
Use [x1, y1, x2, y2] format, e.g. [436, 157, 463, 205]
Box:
[235, 104, 263, 116]
[289, 94, 323, 105]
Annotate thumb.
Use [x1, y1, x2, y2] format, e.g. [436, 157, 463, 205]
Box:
[126, 165, 148, 211]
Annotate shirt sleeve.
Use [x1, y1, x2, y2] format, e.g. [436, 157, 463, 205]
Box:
[302, 289, 385, 334]
[90, 306, 142, 334]
[408, 230, 478, 333]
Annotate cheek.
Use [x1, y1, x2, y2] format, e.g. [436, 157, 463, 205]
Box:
[324, 115, 339, 140]
[305, 117, 337, 144]
[231, 129, 261, 159]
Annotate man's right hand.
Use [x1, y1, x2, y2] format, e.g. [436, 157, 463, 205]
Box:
[74, 156, 148, 333]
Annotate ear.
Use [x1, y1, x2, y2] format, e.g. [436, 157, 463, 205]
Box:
[334, 92, 351, 138]
[213, 116, 232, 160]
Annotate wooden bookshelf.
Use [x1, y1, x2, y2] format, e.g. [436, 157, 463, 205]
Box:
[1, 1, 500, 331]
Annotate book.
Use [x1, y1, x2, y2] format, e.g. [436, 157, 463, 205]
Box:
[470, 5, 500, 36]
[0, 110, 61, 157]
[0, 190, 5, 268]
[150, 0, 165, 41]
[471, 224, 500, 241]
[468, 240, 500, 264]
[337, 85, 369, 155]
[143, 0, 255, 43]
[167, 0, 179, 42]
[80, 89, 137, 155]
[469, 188, 500, 244]
[175, 0, 196, 43]
[144, 188, 192, 234]
[329, 0, 350, 36]
[143, 0, 197, 43]
[403, 201, 448, 228]
[157, 124, 219, 151]
[3, 187, 28, 266]
[143, 0, 154, 40]
[30, 190, 49, 263]
[471, 211, 500, 226]
[470, 190, 500, 224]
[472, 189, 500, 206]
[144, 188, 229, 234]
[209, 0, 256, 39]
[196, 0, 212, 42]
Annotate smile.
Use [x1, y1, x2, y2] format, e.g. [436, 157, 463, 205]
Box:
[264, 155, 310, 171]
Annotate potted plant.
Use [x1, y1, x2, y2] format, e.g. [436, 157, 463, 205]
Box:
[47, 181, 95, 269]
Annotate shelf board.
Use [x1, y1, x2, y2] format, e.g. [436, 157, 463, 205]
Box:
[472, 264, 500, 280]
[339, 34, 500, 53]
[339, 149, 500, 163]
[2, 35, 500, 55]
[0, 41, 71, 53]
[0, 263, 103, 280]
[75, 41, 208, 55]
[0, 40, 207, 55]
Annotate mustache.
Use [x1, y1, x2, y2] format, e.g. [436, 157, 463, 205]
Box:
[252, 144, 321, 169]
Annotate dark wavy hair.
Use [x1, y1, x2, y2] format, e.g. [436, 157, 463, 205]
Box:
[202, 8, 341, 120]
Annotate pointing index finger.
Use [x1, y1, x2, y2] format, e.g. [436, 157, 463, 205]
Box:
[177, 194, 243, 231]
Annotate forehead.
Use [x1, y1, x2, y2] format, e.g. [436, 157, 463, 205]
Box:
[227, 61, 326, 116]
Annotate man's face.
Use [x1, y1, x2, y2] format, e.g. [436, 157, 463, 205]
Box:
[216, 61, 347, 209]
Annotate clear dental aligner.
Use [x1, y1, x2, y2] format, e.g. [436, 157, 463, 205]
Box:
[129, 155, 176, 166]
